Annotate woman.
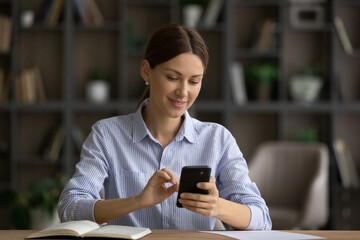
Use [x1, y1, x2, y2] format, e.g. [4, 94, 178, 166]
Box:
[58, 23, 271, 230]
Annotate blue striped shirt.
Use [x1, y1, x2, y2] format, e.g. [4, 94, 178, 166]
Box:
[58, 99, 271, 230]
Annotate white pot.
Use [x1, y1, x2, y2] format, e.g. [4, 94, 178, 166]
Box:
[290, 75, 323, 103]
[86, 80, 110, 103]
[182, 4, 203, 28]
[21, 10, 35, 28]
[30, 208, 60, 230]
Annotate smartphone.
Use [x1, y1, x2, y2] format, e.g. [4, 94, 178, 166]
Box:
[176, 165, 211, 208]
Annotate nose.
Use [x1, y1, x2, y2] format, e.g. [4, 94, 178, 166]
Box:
[176, 81, 188, 97]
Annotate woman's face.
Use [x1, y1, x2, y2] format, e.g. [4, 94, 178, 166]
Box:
[143, 53, 204, 120]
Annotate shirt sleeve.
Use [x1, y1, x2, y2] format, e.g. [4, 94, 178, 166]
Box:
[57, 122, 109, 222]
[216, 130, 272, 230]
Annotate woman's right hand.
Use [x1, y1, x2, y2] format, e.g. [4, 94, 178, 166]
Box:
[136, 168, 179, 208]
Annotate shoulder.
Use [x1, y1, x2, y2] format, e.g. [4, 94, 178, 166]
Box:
[92, 113, 134, 135]
[192, 118, 233, 143]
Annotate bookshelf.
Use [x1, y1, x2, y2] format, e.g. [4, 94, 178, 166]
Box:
[0, 0, 359, 230]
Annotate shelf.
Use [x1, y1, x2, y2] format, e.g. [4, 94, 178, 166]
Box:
[74, 101, 135, 112]
[14, 102, 64, 112]
[235, 48, 280, 58]
[0, 103, 11, 110]
[128, 0, 173, 7]
[235, 0, 283, 7]
[1, 0, 360, 230]
[335, 0, 360, 6]
[285, 24, 333, 33]
[75, 22, 120, 32]
[20, 25, 64, 32]
[16, 155, 61, 165]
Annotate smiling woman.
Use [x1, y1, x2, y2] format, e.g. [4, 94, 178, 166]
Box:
[57, 23, 271, 231]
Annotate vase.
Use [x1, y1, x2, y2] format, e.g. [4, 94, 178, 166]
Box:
[182, 4, 203, 28]
[21, 10, 35, 28]
[290, 75, 323, 103]
[86, 80, 110, 103]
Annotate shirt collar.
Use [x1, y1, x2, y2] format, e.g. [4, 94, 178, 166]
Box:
[132, 99, 198, 144]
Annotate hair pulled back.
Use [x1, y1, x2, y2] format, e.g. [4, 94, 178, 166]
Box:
[138, 23, 209, 105]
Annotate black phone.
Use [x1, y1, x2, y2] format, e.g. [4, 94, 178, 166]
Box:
[176, 165, 211, 208]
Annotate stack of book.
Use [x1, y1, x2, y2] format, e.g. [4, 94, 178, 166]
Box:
[16, 67, 47, 104]
[0, 15, 12, 53]
[74, 0, 105, 27]
[254, 19, 277, 53]
[0, 69, 9, 103]
[333, 139, 360, 189]
[41, 0, 64, 26]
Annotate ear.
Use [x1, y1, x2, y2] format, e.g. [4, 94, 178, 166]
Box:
[140, 59, 151, 82]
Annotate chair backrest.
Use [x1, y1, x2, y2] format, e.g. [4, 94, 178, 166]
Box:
[248, 141, 329, 229]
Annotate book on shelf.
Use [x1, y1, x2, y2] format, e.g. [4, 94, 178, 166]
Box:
[254, 19, 276, 53]
[0, 14, 12, 53]
[334, 16, 353, 55]
[16, 67, 47, 104]
[202, 0, 224, 28]
[43, 124, 65, 163]
[0, 69, 8, 103]
[26, 220, 152, 239]
[333, 139, 360, 189]
[74, 0, 104, 27]
[229, 61, 247, 105]
[44, 0, 64, 26]
[86, 0, 105, 27]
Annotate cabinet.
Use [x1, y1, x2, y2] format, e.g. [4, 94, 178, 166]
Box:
[0, 0, 359, 229]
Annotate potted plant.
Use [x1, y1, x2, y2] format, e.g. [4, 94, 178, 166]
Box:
[295, 126, 319, 143]
[86, 68, 110, 103]
[289, 66, 323, 103]
[245, 63, 279, 101]
[181, 0, 203, 28]
[0, 175, 68, 229]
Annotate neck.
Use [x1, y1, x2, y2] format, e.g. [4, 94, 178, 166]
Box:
[142, 106, 183, 147]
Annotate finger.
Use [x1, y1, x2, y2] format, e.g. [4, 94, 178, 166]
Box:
[182, 204, 213, 217]
[197, 176, 216, 190]
[166, 184, 178, 195]
[161, 168, 179, 185]
[148, 170, 171, 186]
[181, 192, 210, 201]
[180, 198, 215, 216]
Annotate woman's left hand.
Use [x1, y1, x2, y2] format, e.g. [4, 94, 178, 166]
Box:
[178, 176, 221, 217]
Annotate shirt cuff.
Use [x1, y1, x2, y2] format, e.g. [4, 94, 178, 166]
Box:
[74, 199, 98, 222]
[246, 205, 263, 230]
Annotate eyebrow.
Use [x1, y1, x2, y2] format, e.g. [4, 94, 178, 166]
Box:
[164, 68, 203, 77]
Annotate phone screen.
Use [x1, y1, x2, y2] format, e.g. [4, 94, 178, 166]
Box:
[176, 166, 211, 208]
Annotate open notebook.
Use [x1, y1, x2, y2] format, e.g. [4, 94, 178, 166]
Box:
[26, 220, 152, 239]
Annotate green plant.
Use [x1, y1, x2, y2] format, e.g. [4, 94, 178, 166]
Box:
[295, 126, 319, 143]
[299, 65, 322, 77]
[0, 175, 68, 229]
[89, 68, 109, 81]
[246, 63, 279, 85]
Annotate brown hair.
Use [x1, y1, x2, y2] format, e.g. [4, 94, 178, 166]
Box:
[138, 23, 209, 107]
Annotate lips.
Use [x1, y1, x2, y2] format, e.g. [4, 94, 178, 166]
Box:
[169, 98, 187, 108]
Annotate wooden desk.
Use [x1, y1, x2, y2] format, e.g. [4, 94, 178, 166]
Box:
[0, 230, 359, 240]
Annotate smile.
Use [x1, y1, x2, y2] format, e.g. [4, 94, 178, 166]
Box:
[170, 99, 187, 108]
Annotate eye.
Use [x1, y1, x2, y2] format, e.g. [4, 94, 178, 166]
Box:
[189, 78, 201, 85]
[167, 76, 178, 81]
[189, 80, 200, 85]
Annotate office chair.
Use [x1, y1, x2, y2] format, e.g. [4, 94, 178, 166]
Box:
[248, 141, 329, 230]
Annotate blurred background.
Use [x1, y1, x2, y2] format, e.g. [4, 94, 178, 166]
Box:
[0, 0, 359, 231]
